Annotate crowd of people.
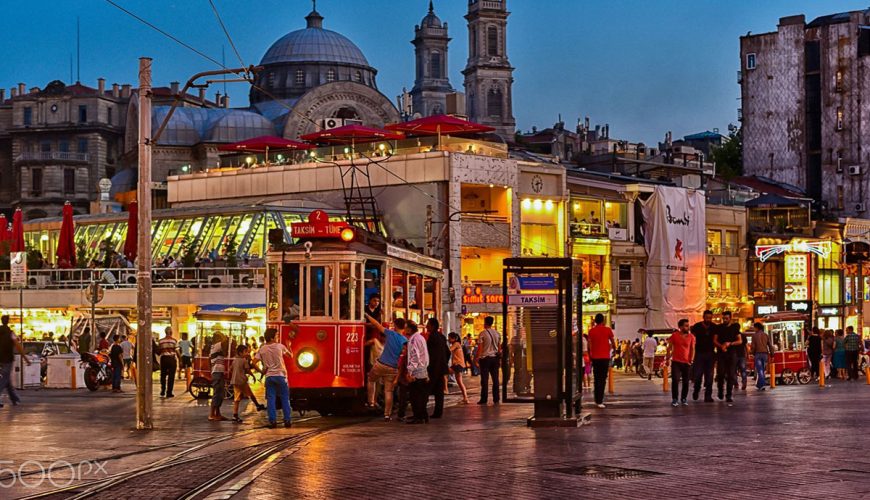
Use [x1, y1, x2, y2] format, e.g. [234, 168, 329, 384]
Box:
[587, 310, 869, 409]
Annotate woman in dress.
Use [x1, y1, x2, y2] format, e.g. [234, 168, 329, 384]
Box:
[447, 332, 469, 404]
[832, 329, 847, 380]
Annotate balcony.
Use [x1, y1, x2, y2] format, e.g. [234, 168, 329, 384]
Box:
[0, 266, 265, 291]
[461, 219, 510, 249]
[15, 152, 89, 164]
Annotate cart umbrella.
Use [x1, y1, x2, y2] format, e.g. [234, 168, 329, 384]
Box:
[300, 124, 404, 145]
[55, 202, 76, 268]
[10, 208, 24, 253]
[385, 114, 494, 149]
[123, 201, 138, 263]
[0, 214, 8, 252]
[217, 135, 312, 163]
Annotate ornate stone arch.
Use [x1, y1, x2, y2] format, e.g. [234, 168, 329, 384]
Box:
[282, 81, 400, 139]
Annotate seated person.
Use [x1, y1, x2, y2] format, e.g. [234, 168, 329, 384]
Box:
[282, 297, 300, 322]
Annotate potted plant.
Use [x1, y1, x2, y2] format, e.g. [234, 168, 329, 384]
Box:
[179, 236, 199, 282]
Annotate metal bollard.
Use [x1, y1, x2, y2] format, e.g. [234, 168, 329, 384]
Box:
[608, 366, 614, 395]
[769, 360, 776, 389]
[819, 363, 825, 387]
[662, 364, 669, 392]
[865, 366, 870, 385]
[71, 365, 76, 390]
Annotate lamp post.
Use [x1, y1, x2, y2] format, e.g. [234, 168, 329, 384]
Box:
[136, 57, 154, 430]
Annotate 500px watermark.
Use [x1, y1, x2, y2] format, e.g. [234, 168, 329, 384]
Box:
[0, 460, 109, 488]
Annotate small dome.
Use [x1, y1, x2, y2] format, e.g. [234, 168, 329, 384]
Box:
[421, 1, 442, 28]
[260, 10, 370, 67]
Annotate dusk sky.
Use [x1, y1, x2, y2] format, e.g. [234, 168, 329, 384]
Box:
[1, 0, 868, 143]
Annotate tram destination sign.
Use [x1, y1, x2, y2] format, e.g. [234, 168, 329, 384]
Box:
[291, 210, 348, 239]
[507, 294, 558, 307]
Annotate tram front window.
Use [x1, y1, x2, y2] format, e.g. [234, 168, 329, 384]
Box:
[391, 269, 407, 320]
[282, 263, 300, 322]
[308, 265, 332, 317]
[339, 263, 351, 320]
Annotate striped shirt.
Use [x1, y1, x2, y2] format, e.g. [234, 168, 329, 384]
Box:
[210, 342, 225, 373]
[158, 337, 177, 358]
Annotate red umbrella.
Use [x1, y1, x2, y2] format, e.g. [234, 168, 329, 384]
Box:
[10, 208, 24, 253]
[300, 124, 404, 145]
[123, 201, 138, 263]
[386, 114, 494, 149]
[0, 214, 8, 242]
[217, 135, 312, 163]
[55, 202, 76, 269]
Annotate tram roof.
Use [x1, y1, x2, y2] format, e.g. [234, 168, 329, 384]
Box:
[279, 236, 442, 272]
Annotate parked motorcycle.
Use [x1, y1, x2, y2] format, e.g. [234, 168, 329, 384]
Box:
[80, 352, 115, 391]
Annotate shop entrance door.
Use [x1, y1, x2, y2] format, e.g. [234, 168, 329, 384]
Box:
[501, 258, 582, 423]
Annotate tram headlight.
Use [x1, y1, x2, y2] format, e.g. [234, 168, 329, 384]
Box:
[297, 349, 318, 370]
[340, 227, 355, 242]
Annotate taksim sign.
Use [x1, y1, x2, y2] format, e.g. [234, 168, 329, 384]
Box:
[291, 210, 350, 239]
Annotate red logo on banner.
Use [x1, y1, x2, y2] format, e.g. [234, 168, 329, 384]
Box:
[291, 210, 349, 239]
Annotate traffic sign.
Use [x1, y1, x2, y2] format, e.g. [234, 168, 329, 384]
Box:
[10, 252, 26, 288]
[87, 282, 104, 304]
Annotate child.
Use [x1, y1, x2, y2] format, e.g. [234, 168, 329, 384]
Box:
[448, 333, 469, 404]
[231, 344, 265, 423]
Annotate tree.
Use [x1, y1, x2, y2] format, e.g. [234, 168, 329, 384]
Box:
[711, 127, 742, 179]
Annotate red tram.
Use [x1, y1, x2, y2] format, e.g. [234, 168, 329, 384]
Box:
[265, 210, 442, 415]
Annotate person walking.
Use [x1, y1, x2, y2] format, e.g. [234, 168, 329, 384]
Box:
[588, 313, 617, 409]
[714, 311, 742, 405]
[177, 332, 193, 382]
[691, 310, 716, 402]
[425, 318, 450, 418]
[404, 321, 430, 424]
[448, 332, 470, 404]
[474, 316, 501, 405]
[750, 322, 773, 391]
[120, 335, 134, 379]
[0, 315, 31, 408]
[641, 331, 658, 380]
[209, 331, 229, 421]
[735, 330, 748, 391]
[833, 329, 847, 380]
[157, 327, 178, 398]
[365, 315, 407, 421]
[844, 326, 864, 381]
[109, 335, 124, 393]
[255, 328, 294, 428]
[666, 319, 695, 407]
[806, 327, 822, 381]
[231, 344, 265, 423]
[822, 329, 835, 379]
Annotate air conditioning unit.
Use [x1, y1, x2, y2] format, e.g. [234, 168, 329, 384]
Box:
[28, 275, 50, 288]
[857, 203, 866, 213]
[848, 165, 862, 176]
[209, 275, 232, 288]
[321, 118, 343, 129]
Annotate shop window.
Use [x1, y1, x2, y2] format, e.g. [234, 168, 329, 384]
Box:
[570, 199, 604, 237]
[604, 201, 627, 230]
[63, 169, 75, 194]
[708, 273, 722, 297]
[521, 223, 558, 257]
[725, 273, 739, 296]
[817, 270, 841, 305]
[724, 230, 739, 256]
[707, 230, 722, 255]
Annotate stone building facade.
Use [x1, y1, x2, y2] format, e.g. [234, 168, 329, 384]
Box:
[741, 10, 870, 215]
[409, 1, 455, 118]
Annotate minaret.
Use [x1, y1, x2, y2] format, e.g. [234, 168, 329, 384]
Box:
[409, 1, 453, 117]
[462, 0, 516, 138]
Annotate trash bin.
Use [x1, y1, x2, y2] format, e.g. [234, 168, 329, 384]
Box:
[13, 355, 41, 389]
[46, 355, 85, 389]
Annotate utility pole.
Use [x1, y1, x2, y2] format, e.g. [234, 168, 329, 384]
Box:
[136, 57, 154, 430]
[425, 205, 433, 257]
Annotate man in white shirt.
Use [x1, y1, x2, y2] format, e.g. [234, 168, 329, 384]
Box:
[642, 331, 658, 380]
[404, 321, 429, 424]
[255, 327, 294, 428]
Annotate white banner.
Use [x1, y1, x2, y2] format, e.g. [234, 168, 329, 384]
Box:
[641, 186, 707, 329]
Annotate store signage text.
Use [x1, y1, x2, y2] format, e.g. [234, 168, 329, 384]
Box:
[819, 307, 839, 316]
[507, 294, 558, 306]
[755, 240, 831, 262]
[291, 210, 348, 238]
[462, 294, 504, 304]
[787, 301, 810, 312]
[756, 305, 778, 315]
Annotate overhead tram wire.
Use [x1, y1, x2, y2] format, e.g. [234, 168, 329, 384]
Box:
[207, 0, 248, 74]
[107, 1, 562, 256]
[104, 0, 321, 129]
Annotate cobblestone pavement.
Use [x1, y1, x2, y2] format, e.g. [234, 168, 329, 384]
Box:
[1, 373, 869, 499]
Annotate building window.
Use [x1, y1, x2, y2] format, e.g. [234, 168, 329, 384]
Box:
[487, 26, 499, 56]
[295, 70, 305, 86]
[835, 69, 844, 92]
[752, 260, 779, 302]
[63, 169, 75, 194]
[724, 230, 738, 256]
[725, 273, 739, 296]
[326, 69, 336, 83]
[78, 105, 87, 123]
[487, 87, 503, 118]
[31, 168, 43, 196]
[707, 230, 722, 255]
[618, 264, 631, 282]
[354, 71, 362, 83]
[23, 106, 32, 126]
[836, 107, 844, 130]
[708, 273, 722, 297]
[520, 223, 559, 257]
[570, 198, 604, 237]
[818, 270, 841, 305]
[59, 140, 69, 153]
[40, 141, 51, 153]
[78, 138, 88, 153]
[430, 52, 442, 79]
[267, 71, 276, 88]
[107, 106, 113, 125]
[471, 28, 478, 57]
[745, 53, 756, 70]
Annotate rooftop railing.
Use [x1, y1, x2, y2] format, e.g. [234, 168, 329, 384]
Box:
[0, 266, 265, 291]
[15, 152, 89, 163]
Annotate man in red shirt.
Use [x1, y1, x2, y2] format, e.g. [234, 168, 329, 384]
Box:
[587, 313, 617, 408]
[667, 319, 696, 407]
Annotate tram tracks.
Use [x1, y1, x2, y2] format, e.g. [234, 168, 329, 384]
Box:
[18, 416, 367, 500]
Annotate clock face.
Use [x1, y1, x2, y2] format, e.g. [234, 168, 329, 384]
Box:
[50, 104, 58, 113]
[531, 174, 544, 193]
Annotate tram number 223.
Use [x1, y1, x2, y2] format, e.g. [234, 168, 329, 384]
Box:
[345, 332, 359, 343]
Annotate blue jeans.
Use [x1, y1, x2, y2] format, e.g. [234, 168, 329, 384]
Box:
[736, 356, 747, 388]
[754, 353, 768, 389]
[265, 376, 292, 424]
[112, 362, 122, 390]
[0, 362, 19, 403]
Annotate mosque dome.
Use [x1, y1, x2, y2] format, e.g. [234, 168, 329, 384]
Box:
[260, 10, 370, 68]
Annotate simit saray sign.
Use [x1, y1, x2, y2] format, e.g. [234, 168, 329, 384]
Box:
[641, 186, 707, 329]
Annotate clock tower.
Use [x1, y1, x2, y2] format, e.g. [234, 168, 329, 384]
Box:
[462, 0, 516, 139]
